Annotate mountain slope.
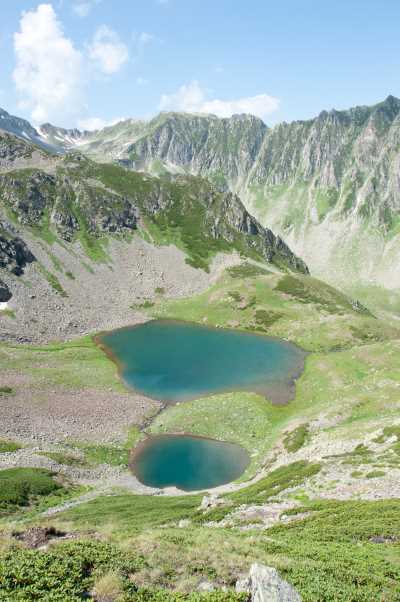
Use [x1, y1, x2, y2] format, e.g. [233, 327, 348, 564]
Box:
[49, 96, 400, 300]
[0, 131, 307, 341]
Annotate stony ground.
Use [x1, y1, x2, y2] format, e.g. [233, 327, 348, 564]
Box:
[0, 234, 240, 343]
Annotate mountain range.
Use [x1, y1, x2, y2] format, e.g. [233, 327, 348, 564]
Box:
[1, 95, 400, 310]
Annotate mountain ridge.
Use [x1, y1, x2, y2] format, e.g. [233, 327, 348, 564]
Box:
[2, 95, 400, 299]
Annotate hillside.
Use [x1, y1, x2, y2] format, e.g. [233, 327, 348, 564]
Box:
[25, 96, 400, 307]
[1, 260, 400, 600]
[0, 130, 306, 342]
[1, 107, 400, 602]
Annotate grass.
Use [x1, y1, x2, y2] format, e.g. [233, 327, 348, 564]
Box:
[148, 335, 400, 477]
[0, 468, 62, 513]
[151, 267, 397, 352]
[37, 264, 68, 297]
[0, 386, 13, 396]
[0, 439, 22, 454]
[265, 499, 400, 600]
[49, 496, 400, 600]
[282, 424, 310, 453]
[57, 494, 202, 536]
[74, 427, 142, 467]
[56, 462, 320, 534]
[195, 461, 321, 523]
[38, 451, 85, 467]
[0, 336, 128, 392]
[365, 470, 386, 478]
[275, 274, 358, 315]
[1, 266, 400, 598]
[0, 539, 245, 601]
[0, 309, 16, 319]
[226, 263, 271, 279]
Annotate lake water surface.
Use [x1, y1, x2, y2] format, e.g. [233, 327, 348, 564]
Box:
[131, 434, 250, 491]
[98, 319, 306, 404]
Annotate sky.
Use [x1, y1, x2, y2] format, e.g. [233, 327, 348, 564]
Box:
[0, 0, 399, 129]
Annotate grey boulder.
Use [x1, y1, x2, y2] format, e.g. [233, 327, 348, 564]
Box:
[236, 563, 301, 602]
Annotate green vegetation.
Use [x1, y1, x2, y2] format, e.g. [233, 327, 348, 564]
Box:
[275, 274, 357, 315]
[365, 470, 386, 479]
[283, 424, 310, 453]
[38, 451, 85, 467]
[151, 267, 394, 352]
[0, 468, 62, 513]
[374, 425, 400, 444]
[74, 427, 141, 467]
[0, 439, 22, 454]
[59, 494, 202, 536]
[50, 494, 400, 600]
[150, 391, 284, 476]
[226, 263, 271, 279]
[0, 386, 13, 396]
[0, 336, 128, 393]
[0, 309, 16, 319]
[0, 539, 245, 602]
[38, 264, 68, 297]
[253, 308, 283, 330]
[265, 499, 400, 600]
[314, 187, 339, 221]
[197, 461, 321, 523]
[135, 299, 155, 309]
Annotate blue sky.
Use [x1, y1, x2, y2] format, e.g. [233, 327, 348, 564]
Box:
[1, 0, 399, 128]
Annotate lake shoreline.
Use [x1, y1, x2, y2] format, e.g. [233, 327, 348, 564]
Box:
[95, 318, 308, 407]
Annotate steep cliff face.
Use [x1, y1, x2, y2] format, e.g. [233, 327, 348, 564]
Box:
[68, 96, 400, 292]
[0, 226, 35, 276]
[127, 112, 267, 188]
[0, 133, 307, 298]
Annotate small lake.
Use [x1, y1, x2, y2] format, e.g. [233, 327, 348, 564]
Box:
[131, 434, 250, 491]
[98, 319, 305, 405]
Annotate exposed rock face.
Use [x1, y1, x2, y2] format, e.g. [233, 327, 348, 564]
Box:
[0, 279, 11, 302]
[0, 230, 35, 275]
[0, 171, 139, 242]
[199, 494, 225, 511]
[0, 108, 55, 153]
[236, 563, 301, 602]
[62, 96, 400, 289]
[0, 135, 307, 275]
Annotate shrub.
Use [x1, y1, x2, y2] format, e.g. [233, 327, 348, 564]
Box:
[0, 468, 61, 510]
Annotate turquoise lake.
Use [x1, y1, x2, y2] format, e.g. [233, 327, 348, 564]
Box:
[131, 435, 250, 491]
[99, 319, 306, 404]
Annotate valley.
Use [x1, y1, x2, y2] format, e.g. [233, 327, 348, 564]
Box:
[0, 101, 400, 601]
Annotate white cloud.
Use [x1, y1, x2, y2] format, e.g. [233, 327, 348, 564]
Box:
[78, 116, 124, 131]
[72, 1, 101, 17]
[159, 80, 280, 120]
[88, 25, 129, 74]
[13, 3, 83, 123]
[138, 32, 155, 46]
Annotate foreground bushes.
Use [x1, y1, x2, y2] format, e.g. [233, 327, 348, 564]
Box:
[0, 468, 62, 511]
[0, 540, 245, 601]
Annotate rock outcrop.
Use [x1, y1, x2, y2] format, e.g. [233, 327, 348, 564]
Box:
[50, 96, 400, 289]
[0, 279, 11, 302]
[0, 136, 308, 275]
[0, 170, 139, 242]
[236, 563, 301, 602]
[0, 230, 35, 275]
